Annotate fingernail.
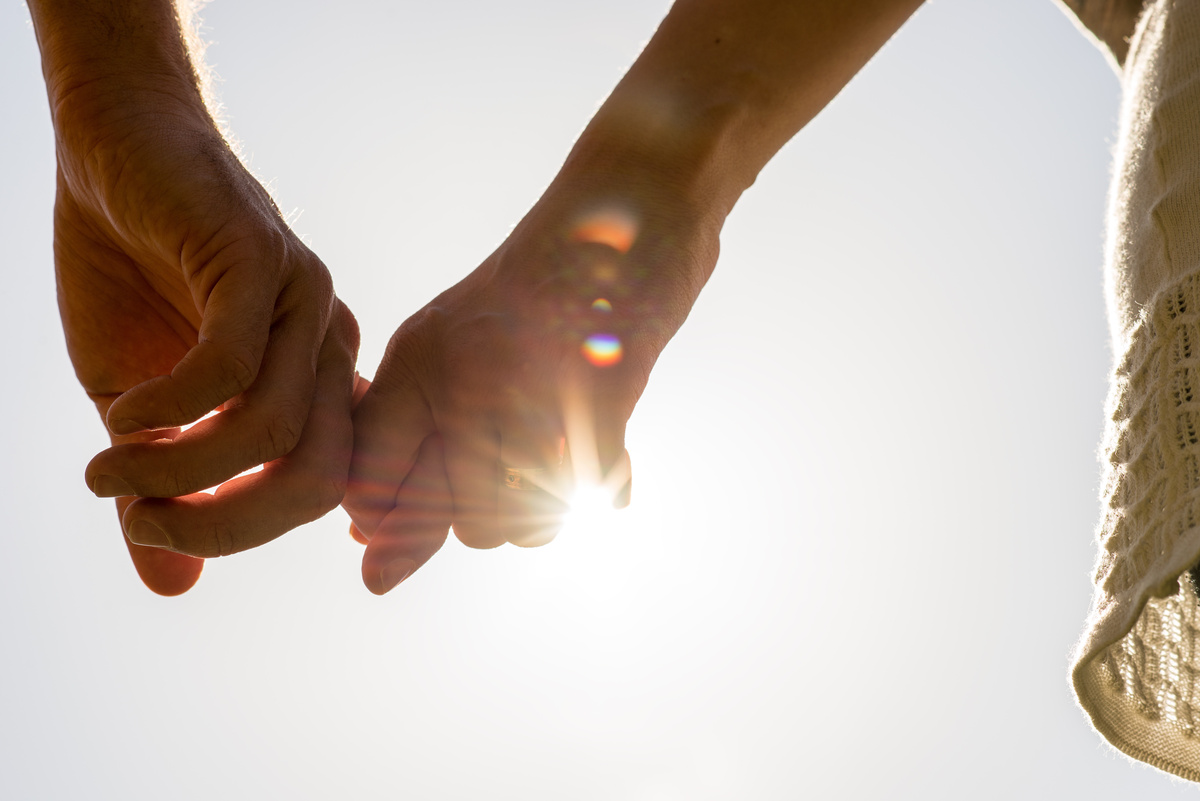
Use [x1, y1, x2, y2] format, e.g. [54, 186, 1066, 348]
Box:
[109, 418, 146, 436]
[128, 520, 171, 549]
[379, 558, 416, 594]
[93, 475, 135, 498]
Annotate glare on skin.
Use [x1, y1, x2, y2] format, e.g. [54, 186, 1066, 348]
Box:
[569, 208, 639, 254]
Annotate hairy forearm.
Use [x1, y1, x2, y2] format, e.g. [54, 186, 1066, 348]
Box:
[27, 0, 214, 133]
[26, 0, 234, 224]
[557, 0, 924, 223]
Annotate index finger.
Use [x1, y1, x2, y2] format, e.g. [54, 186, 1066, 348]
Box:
[105, 263, 275, 435]
[86, 286, 333, 498]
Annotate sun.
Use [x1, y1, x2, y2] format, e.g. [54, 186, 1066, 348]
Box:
[561, 483, 620, 538]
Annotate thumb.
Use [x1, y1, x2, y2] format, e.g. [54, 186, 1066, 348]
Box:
[90, 395, 205, 595]
[118, 494, 205, 595]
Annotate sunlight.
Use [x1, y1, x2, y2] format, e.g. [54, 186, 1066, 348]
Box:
[561, 483, 619, 538]
[178, 408, 220, 433]
[180, 409, 263, 495]
[569, 206, 639, 254]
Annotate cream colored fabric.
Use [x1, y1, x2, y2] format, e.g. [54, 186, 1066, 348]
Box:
[1073, 0, 1200, 781]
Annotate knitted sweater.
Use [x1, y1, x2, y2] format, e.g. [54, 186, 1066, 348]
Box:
[1073, 0, 1200, 780]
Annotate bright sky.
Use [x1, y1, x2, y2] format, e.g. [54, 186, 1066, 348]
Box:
[3, 0, 1198, 797]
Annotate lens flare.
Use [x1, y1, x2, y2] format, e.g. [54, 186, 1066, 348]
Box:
[592, 298, 613, 313]
[582, 333, 622, 367]
[570, 209, 639, 254]
[561, 484, 618, 538]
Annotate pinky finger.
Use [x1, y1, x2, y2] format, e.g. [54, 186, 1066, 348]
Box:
[361, 434, 452, 595]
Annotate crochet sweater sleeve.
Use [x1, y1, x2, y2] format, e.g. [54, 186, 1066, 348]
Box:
[1073, 0, 1200, 780]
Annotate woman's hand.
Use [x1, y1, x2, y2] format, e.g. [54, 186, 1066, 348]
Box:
[344, 175, 720, 594]
[342, 0, 926, 595]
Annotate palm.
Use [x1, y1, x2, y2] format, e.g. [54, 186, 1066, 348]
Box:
[57, 215, 195, 396]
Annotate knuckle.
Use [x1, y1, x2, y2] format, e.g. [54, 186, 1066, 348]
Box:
[169, 393, 201, 426]
[283, 472, 346, 528]
[166, 376, 220, 425]
[198, 519, 238, 558]
[391, 305, 441, 352]
[376, 316, 438, 395]
[311, 473, 347, 520]
[161, 464, 201, 498]
[453, 521, 504, 550]
[308, 258, 334, 298]
[334, 300, 361, 356]
[250, 223, 290, 277]
[282, 244, 333, 301]
[341, 477, 392, 527]
[317, 300, 360, 371]
[220, 344, 260, 395]
[340, 488, 367, 521]
[258, 401, 307, 461]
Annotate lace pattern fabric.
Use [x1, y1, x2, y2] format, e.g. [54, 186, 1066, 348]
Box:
[1073, 0, 1200, 780]
[1076, 273, 1200, 779]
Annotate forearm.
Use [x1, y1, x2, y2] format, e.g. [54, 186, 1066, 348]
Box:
[555, 0, 924, 223]
[503, 0, 923, 350]
[1057, 0, 1147, 67]
[27, 0, 215, 143]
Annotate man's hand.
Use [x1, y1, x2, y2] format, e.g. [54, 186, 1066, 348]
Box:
[32, 0, 359, 594]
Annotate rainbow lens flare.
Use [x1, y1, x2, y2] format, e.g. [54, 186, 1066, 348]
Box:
[591, 298, 613, 313]
[582, 333, 622, 367]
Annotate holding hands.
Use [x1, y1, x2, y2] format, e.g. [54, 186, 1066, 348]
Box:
[30, 0, 927, 595]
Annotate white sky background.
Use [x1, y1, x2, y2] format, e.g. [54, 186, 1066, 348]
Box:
[3, 0, 1197, 797]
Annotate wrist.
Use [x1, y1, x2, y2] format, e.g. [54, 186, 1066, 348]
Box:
[29, 0, 211, 135]
[531, 85, 748, 291]
[556, 87, 754, 229]
[491, 150, 726, 370]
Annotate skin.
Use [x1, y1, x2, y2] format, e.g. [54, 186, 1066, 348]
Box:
[1058, 0, 1148, 67]
[26, 0, 1148, 596]
[347, 0, 1152, 595]
[29, 0, 360, 594]
[344, 0, 930, 594]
